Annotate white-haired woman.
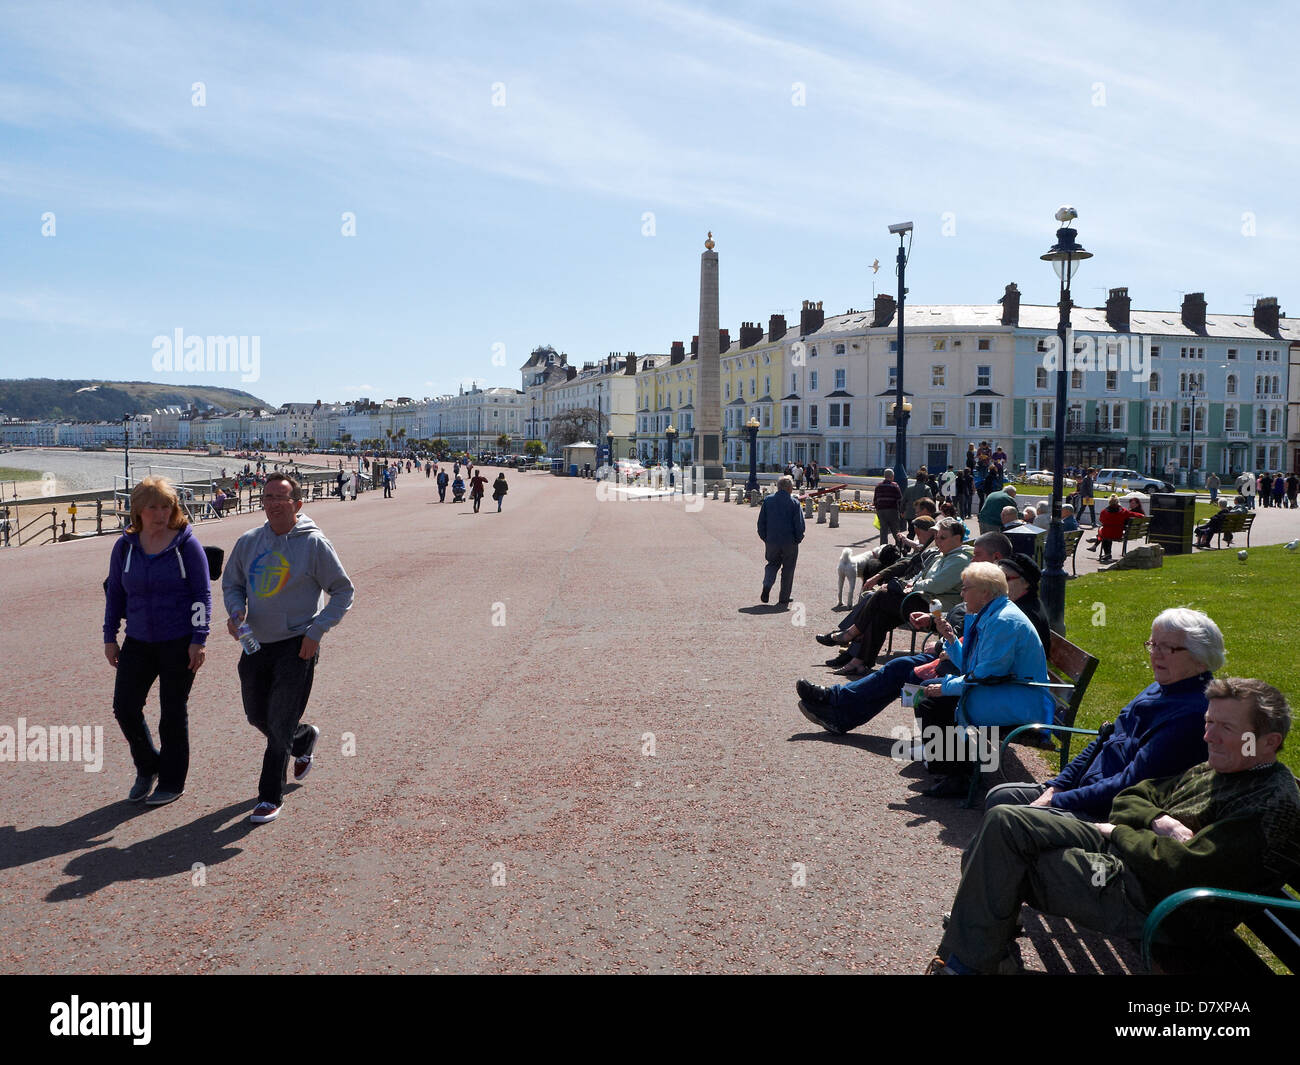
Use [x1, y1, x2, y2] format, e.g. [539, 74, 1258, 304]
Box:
[985, 607, 1224, 819]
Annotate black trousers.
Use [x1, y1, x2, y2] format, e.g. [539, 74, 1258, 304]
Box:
[112, 635, 195, 792]
[238, 636, 319, 805]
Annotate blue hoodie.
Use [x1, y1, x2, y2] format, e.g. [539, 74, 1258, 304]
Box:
[103, 523, 212, 645]
[1045, 673, 1211, 819]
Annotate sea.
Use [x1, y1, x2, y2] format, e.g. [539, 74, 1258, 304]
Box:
[0, 448, 318, 500]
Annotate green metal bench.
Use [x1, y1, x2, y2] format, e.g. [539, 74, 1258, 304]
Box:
[1141, 877, 1300, 974]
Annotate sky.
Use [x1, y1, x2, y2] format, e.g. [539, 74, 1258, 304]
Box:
[1, 0, 1296, 408]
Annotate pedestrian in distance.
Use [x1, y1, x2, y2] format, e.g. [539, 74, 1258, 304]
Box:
[492, 472, 509, 512]
[470, 470, 488, 513]
[437, 468, 449, 502]
[222, 473, 354, 824]
[757, 475, 805, 606]
[103, 476, 211, 807]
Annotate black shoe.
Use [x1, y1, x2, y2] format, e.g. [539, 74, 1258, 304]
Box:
[127, 774, 156, 803]
[825, 650, 852, 668]
[795, 678, 833, 708]
[924, 774, 970, 798]
[815, 632, 839, 647]
[798, 700, 844, 735]
[760, 585, 771, 603]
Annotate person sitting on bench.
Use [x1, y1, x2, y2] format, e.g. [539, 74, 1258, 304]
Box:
[983, 608, 1221, 819]
[929, 677, 1300, 974]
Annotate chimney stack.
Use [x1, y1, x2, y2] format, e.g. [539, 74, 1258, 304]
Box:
[672, 341, 686, 365]
[1181, 292, 1207, 334]
[799, 299, 825, 337]
[768, 314, 787, 342]
[872, 293, 896, 327]
[718, 328, 731, 353]
[1105, 287, 1131, 333]
[624, 353, 636, 375]
[738, 321, 764, 349]
[1254, 296, 1282, 336]
[998, 283, 1020, 326]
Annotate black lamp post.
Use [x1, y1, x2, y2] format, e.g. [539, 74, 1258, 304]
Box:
[889, 221, 913, 489]
[665, 424, 677, 489]
[122, 414, 131, 480]
[745, 416, 760, 493]
[606, 429, 614, 471]
[1040, 206, 1093, 635]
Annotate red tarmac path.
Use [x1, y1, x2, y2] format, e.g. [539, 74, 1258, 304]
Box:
[3, 468, 1237, 973]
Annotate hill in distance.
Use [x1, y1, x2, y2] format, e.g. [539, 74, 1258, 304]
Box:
[0, 379, 274, 422]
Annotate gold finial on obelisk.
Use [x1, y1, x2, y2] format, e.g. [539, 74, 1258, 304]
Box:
[705, 231, 714, 250]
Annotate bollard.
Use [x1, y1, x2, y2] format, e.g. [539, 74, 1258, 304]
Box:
[804, 497, 814, 518]
[723, 485, 730, 502]
[854, 490, 861, 502]
[828, 502, 840, 528]
[749, 489, 761, 506]
[816, 499, 828, 524]
[712, 485, 719, 500]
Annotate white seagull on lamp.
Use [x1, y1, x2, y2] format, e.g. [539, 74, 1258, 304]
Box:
[1055, 205, 1078, 223]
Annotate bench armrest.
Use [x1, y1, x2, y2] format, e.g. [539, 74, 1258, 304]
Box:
[1141, 887, 1300, 970]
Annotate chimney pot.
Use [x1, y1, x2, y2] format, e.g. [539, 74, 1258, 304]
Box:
[998, 282, 1021, 326]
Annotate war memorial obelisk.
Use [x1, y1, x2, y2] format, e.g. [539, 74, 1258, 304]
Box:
[693, 232, 724, 487]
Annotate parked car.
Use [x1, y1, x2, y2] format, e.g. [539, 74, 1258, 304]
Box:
[1095, 468, 1174, 494]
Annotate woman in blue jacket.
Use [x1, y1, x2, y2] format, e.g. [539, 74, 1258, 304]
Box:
[918, 561, 1051, 796]
[103, 476, 211, 806]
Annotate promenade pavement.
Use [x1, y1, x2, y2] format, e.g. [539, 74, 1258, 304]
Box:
[1, 469, 1297, 974]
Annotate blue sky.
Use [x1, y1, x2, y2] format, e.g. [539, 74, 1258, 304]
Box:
[1, 0, 1296, 407]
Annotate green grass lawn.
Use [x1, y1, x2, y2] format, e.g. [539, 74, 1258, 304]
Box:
[0, 467, 42, 482]
[1052, 543, 1300, 777]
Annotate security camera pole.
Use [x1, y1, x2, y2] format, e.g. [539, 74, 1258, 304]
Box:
[889, 222, 913, 490]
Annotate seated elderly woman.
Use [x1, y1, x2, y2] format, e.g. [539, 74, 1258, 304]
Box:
[914, 561, 1052, 797]
[983, 607, 1221, 819]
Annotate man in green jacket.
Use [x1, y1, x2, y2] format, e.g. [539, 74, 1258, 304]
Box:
[929, 676, 1300, 973]
[978, 484, 1017, 534]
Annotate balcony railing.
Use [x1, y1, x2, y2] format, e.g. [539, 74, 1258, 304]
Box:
[1064, 419, 1126, 435]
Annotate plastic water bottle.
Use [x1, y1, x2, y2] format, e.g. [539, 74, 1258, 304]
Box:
[236, 621, 260, 655]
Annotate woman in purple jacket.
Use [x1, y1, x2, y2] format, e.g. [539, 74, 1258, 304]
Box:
[103, 477, 211, 806]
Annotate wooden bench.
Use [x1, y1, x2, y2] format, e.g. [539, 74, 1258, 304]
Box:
[1206, 510, 1255, 549]
[1120, 515, 1150, 556]
[1141, 871, 1300, 974]
[964, 631, 1100, 808]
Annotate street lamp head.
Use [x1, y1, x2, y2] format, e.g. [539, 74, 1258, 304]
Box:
[888, 221, 913, 235]
[665, 424, 677, 437]
[1041, 215, 1092, 283]
[745, 417, 760, 430]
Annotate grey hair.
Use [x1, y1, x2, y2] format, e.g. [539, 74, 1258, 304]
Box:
[883, 468, 894, 480]
[1152, 608, 1226, 671]
[777, 475, 795, 492]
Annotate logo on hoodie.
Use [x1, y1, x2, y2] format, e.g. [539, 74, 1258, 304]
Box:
[249, 550, 291, 597]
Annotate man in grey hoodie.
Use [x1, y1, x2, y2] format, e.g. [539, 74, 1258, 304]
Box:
[223, 473, 354, 824]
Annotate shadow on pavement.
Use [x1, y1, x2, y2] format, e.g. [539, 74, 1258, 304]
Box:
[0, 803, 153, 873]
[45, 799, 260, 902]
[737, 604, 790, 615]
